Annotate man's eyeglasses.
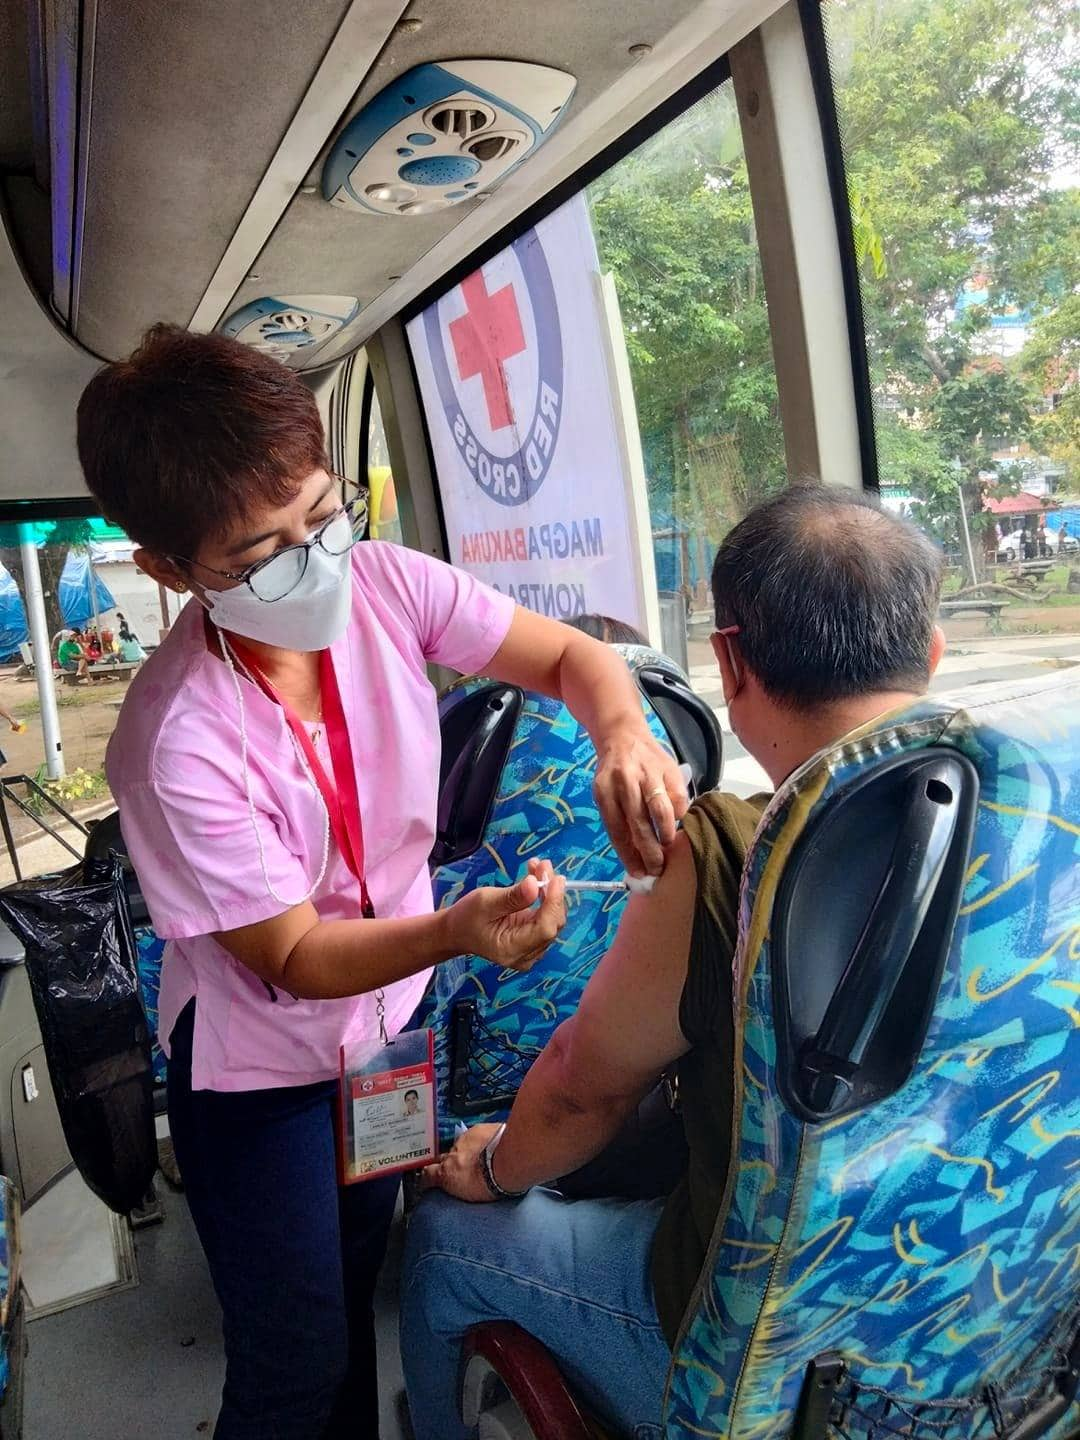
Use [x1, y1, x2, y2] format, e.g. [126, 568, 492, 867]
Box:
[175, 484, 369, 603]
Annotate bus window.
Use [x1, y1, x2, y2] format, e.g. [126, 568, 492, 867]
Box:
[365, 375, 403, 546]
[824, 0, 1079, 674]
[0, 515, 176, 884]
[407, 76, 784, 796]
[587, 77, 787, 649]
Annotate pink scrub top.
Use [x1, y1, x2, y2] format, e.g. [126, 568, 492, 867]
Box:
[106, 541, 515, 1092]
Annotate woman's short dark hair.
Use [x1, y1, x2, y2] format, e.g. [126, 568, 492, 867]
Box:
[712, 485, 943, 708]
[566, 613, 648, 646]
[76, 324, 330, 559]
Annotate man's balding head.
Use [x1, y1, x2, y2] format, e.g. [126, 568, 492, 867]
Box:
[712, 485, 943, 709]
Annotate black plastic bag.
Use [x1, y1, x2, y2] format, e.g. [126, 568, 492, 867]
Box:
[0, 856, 156, 1214]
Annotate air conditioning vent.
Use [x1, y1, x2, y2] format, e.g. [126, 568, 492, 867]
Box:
[322, 61, 577, 218]
[220, 296, 360, 369]
[257, 309, 335, 345]
[467, 132, 525, 163]
[426, 102, 495, 140]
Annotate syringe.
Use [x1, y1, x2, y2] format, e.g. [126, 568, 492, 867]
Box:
[538, 874, 657, 895]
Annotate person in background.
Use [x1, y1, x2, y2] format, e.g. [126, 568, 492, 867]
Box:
[117, 611, 138, 645]
[1059, 524, 1071, 556]
[83, 628, 103, 663]
[58, 630, 92, 684]
[118, 632, 147, 665]
[565, 614, 648, 646]
[401, 487, 947, 1440]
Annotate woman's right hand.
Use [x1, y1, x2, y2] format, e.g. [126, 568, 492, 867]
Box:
[445, 859, 566, 972]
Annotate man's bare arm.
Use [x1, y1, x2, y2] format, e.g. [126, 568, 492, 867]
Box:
[424, 832, 698, 1199]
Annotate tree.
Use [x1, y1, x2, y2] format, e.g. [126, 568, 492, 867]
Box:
[588, 83, 788, 566]
[586, 0, 1077, 582]
[823, 0, 1078, 561]
[0, 518, 95, 649]
[1020, 289, 1080, 486]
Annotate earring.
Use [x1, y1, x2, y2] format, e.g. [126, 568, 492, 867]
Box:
[175, 581, 187, 593]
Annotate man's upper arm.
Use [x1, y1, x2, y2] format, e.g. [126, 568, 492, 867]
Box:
[555, 831, 698, 1106]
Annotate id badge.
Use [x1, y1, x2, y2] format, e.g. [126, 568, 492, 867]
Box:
[339, 1028, 437, 1184]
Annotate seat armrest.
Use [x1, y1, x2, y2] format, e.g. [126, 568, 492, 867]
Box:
[462, 1322, 597, 1439]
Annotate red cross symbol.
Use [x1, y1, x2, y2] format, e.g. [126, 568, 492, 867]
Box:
[449, 270, 526, 431]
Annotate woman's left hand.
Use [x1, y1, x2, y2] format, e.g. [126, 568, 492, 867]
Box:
[420, 1123, 502, 1203]
[594, 730, 690, 878]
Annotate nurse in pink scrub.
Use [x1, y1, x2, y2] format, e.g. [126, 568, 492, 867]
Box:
[76, 324, 688, 1440]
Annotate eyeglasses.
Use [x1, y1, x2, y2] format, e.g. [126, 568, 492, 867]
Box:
[176, 485, 369, 603]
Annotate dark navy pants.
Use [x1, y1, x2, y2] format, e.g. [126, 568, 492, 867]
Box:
[167, 1002, 400, 1439]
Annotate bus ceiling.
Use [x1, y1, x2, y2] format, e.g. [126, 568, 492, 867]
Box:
[0, 0, 785, 359]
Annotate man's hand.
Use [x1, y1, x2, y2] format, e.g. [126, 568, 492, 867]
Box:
[594, 728, 689, 878]
[420, 1123, 502, 1203]
[444, 859, 566, 971]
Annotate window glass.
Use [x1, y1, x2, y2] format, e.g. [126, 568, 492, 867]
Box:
[0, 517, 175, 882]
[587, 79, 787, 630]
[407, 79, 784, 791]
[824, 0, 1080, 681]
[365, 378, 403, 545]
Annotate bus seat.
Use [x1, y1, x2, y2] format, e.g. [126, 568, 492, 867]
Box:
[417, 644, 722, 1145]
[84, 812, 166, 1089]
[465, 672, 1080, 1440]
[0, 1174, 25, 1437]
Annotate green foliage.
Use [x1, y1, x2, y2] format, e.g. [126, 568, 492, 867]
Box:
[585, 0, 1076, 558]
[587, 86, 787, 535]
[43, 767, 108, 807]
[824, 0, 1078, 535]
[23, 765, 109, 818]
[1020, 289, 1080, 480]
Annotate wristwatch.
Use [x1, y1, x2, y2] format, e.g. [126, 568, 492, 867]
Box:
[479, 1124, 530, 1200]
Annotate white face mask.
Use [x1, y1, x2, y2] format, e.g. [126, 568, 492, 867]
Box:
[203, 542, 353, 652]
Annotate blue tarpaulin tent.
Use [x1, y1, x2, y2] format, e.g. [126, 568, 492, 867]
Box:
[1046, 507, 1080, 539]
[58, 551, 116, 629]
[0, 568, 27, 659]
[0, 550, 118, 660]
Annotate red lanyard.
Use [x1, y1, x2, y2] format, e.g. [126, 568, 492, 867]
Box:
[231, 641, 374, 918]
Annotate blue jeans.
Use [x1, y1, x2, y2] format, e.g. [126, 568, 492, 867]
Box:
[167, 1002, 400, 1439]
[401, 1188, 671, 1440]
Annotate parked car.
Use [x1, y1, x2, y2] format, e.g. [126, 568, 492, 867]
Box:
[997, 527, 1078, 561]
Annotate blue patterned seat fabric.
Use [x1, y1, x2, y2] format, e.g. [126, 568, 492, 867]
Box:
[665, 673, 1080, 1440]
[415, 645, 720, 1146]
[0, 1174, 15, 1399]
[135, 929, 167, 1087]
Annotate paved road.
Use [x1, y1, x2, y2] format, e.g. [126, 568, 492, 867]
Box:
[687, 629, 1080, 798]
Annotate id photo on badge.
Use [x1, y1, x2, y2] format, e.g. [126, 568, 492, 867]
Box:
[339, 1027, 437, 1184]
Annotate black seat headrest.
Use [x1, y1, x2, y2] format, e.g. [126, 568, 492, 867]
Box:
[635, 665, 723, 794]
[84, 811, 150, 927]
[432, 685, 523, 867]
[772, 748, 979, 1123]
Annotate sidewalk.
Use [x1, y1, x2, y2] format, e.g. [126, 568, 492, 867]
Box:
[0, 799, 115, 887]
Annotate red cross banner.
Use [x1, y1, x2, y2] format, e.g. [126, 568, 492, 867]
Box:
[407, 193, 653, 631]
